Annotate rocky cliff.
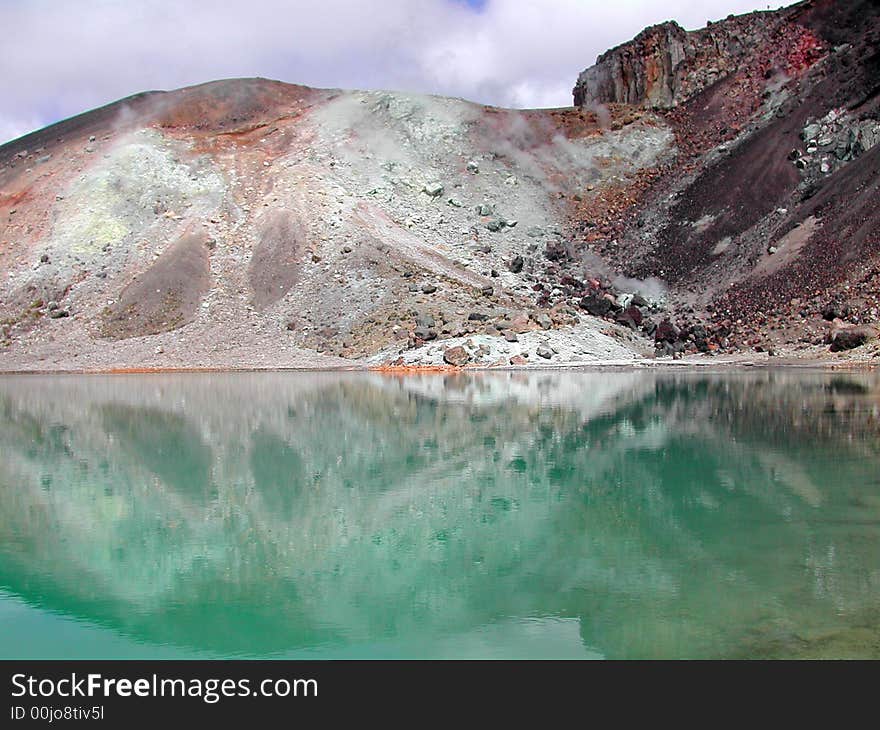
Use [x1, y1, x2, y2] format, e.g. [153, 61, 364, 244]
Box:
[573, 5, 825, 109]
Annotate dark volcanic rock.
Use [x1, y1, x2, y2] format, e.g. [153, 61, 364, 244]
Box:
[655, 318, 679, 343]
[580, 294, 612, 317]
[616, 305, 644, 329]
[822, 303, 851, 321]
[509, 255, 524, 273]
[829, 326, 875, 352]
[544, 241, 569, 262]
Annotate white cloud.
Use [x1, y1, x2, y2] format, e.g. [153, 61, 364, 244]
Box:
[0, 0, 789, 144]
[0, 115, 45, 145]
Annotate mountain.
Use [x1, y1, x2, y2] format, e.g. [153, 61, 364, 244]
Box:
[1, 0, 877, 371]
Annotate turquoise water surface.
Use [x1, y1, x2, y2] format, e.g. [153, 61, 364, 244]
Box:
[1, 370, 879, 659]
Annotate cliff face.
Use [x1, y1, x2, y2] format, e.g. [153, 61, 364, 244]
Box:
[574, 21, 690, 108]
[573, 6, 815, 109]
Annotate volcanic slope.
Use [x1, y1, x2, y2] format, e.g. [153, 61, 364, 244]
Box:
[570, 0, 880, 359]
[0, 80, 671, 370]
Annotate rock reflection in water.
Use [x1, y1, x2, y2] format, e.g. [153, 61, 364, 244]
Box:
[0, 370, 879, 658]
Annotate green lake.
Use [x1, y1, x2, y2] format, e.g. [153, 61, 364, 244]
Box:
[1, 370, 879, 659]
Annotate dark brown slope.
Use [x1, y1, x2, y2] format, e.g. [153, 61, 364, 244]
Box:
[571, 0, 880, 356]
[0, 78, 318, 165]
[0, 92, 159, 170]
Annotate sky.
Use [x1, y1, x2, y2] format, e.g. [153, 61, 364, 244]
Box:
[0, 0, 788, 144]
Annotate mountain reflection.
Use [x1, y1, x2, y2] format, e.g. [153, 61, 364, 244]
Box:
[0, 371, 879, 659]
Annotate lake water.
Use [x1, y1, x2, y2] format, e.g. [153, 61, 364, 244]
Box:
[1, 370, 879, 659]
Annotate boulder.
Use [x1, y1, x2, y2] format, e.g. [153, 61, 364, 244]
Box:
[655, 318, 679, 343]
[616, 305, 643, 329]
[536, 346, 553, 359]
[414, 326, 437, 341]
[822, 303, 850, 321]
[829, 326, 876, 352]
[580, 294, 612, 317]
[443, 346, 471, 366]
[544, 242, 569, 262]
[510, 314, 531, 332]
[508, 255, 524, 273]
[801, 123, 821, 142]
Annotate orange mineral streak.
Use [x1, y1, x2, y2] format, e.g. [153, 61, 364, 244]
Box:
[370, 365, 459, 374]
[0, 189, 30, 209]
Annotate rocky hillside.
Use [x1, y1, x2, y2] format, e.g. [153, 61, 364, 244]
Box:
[0, 81, 671, 370]
[0, 0, 877, 371]
[571, 0, 880, 359]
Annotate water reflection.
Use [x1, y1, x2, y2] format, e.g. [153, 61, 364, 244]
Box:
[0, 370, 879, 658]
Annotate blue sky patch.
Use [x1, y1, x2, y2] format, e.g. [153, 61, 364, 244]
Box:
[454, 0, 488, 11]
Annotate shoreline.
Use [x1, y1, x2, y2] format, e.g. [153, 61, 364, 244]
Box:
[0, 357, 876, 376]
